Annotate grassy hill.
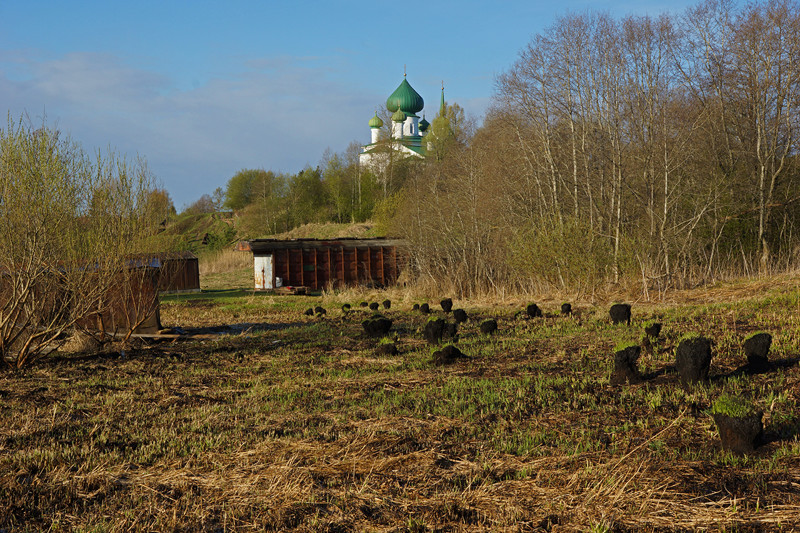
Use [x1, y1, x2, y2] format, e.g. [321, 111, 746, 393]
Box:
[157, 212, 238, 254]
[160, 213, 386, 257]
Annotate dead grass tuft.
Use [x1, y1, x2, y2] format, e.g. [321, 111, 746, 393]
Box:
[199, 248, 252, 276]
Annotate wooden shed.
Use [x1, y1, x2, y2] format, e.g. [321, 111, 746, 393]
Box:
[81, 267, 163, 335]
[156, 251, 200, 293]
[237, 238, 407, 291]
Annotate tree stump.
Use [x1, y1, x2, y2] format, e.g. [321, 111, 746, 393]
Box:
[424, 318, 446, 344]
[743, 332, 772, 371]
[440, 298, 453, 313]
[382, 299, 392, 309]
[609, 304, 631, 325]
[480, 319, 498, 335]
[412, 303, 420, 311]
[453, 309, 468, 324]
[419, 303, 430, 314]
[611, 345, 642, 385]
[675, 336, 712, 384]
[375, 342, 398, 356]
[526, 303, 543, 318]
[425, 318, 457, 344]
[369, 302, 379, 311]
[713, 412, 763, 454]
[432, 344, 467, 365]
[561, 303, 572, 315]
[362, 314, 392, 337]
[644, 322, 662, 338]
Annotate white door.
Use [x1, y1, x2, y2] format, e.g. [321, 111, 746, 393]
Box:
[254, 255, 273, 290]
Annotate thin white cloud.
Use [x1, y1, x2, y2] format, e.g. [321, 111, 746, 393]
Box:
[0, 50, 377, 206]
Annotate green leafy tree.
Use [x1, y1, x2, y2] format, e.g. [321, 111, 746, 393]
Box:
[425, 102, 467, 161]
[223, 168, 270, 211]
[322, 150, 355, 223]
[289, 167, 330, 226]
[144, 188, 176, 220]
[240, 171, 289, 236]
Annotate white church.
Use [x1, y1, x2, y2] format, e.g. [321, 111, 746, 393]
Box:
[359, 74, 444, 168]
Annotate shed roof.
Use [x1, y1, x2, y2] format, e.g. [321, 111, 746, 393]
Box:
[237, 238, 407, 254]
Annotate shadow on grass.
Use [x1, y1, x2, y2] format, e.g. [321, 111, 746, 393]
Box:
[710, 356, 800, 382]
[160, 289, 264, 303]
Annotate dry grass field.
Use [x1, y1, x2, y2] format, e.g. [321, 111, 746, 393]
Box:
[1, 275, 800, 531]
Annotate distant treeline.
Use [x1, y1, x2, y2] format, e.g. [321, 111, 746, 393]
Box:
[183, 142, 408, 238]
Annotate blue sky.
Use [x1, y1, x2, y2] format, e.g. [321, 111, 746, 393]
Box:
[1, 0, 695, 208]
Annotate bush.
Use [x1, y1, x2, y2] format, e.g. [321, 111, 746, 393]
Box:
[509, 217, 618, 292]
[0, 118, 165, 368]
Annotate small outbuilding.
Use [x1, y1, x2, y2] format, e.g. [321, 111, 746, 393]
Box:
[237, 238, 407, 291]
[155, 251, 200, 293]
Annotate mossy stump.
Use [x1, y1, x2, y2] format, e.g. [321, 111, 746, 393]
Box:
[369, 302, 379, 311]
[412, 303, 420, 311]
[453, 309, 468, 324]
[609, 303, 631, 325]
[611, 345, 642, 385]
[713, 412, 763, 454]
[561, 303, 572, 315]
[382, 299, 392, 310]
[362, 314, 392, 337]
[432, 344, 467, 365]
[303, 308, 314, 316]
[440, 298, 453, 313]
[480, 319, 498, 335]
[526, 303, 543, 318]
[675, 336, 712, 384]
[341, 303, 351, 313]
[419, 303, 430, 314]
[744, 332, 772, 371]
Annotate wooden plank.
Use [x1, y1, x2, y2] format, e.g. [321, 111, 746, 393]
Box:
[391, 246, 397, 284]
[379, 247, 385, 285]
[300, 248, 305, 287]
[339, 247, 345, 285]
[313, 248, 318, 290]
[285, 248, 291, 285]
[327, 248, 332, 289]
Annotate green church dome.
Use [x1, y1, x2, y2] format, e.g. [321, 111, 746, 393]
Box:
[419, 116, 430, 132]
[369, 113, 383, 128]
[391, 107, 407, 123]
[386, 77, 424, 114]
